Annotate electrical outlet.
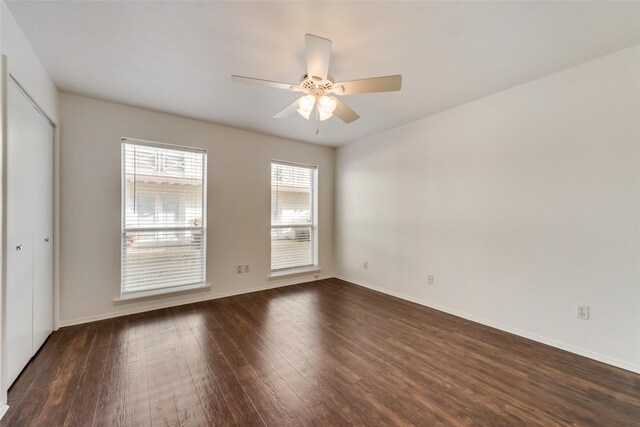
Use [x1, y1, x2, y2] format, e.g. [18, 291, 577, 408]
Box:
[244, 264, 250, 273]
[427, 275, 434, 286]
[236, 265, 243, 274]
[363, 261, 368, 269]
[576, 304, 589, 320]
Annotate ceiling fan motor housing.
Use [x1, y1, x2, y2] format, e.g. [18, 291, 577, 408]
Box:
[300, 74, 334, 94]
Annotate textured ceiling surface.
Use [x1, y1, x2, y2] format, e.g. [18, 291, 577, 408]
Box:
[7, 1, 640, 146]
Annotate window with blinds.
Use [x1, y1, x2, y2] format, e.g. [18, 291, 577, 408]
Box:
[271, 161, 317, 271]
[121, 138, 207, 295]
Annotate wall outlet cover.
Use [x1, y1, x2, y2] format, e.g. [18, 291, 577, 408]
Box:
[576, 304, 590, 320]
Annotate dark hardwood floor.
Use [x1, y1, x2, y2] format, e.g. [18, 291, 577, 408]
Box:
[3, 278, 639, 426]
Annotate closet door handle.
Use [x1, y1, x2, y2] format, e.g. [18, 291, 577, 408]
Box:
[16, 244, 22, 251]
[44, 237, 50, 243]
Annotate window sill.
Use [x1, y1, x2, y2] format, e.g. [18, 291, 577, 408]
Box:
[267, 267, 320, 281]
[114, 283, 210, 305]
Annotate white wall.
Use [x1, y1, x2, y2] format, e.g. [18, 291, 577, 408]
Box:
[336, 45, 640, 373]
[1, 2, 57, 122]
[58, 93, 334, 325]
[0, 1, 59, 412]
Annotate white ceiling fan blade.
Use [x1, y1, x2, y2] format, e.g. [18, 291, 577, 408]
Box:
[333, 98, 360, 123]
[332, 75, 402, 95]
[231, 75, 299, 91]
[273, 100, 300, 119]
[305, 34, 331, 81]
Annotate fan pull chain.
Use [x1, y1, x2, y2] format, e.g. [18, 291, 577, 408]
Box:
[315, 101, 320, 135]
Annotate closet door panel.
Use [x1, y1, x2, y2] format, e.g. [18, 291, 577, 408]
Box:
[32, 104, 54, 352]
[6, 81, 38, 385]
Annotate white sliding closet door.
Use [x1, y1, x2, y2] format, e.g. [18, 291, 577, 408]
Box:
[32, 97, 54, 352]
[6, 80, 54, 386]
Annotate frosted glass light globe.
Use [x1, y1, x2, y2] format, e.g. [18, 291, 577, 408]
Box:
[318, 96, 337, 114]
[298, 94, 316, 112]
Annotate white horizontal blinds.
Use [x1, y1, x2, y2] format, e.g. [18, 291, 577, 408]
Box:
[271, 161, 317, 271]
[121, 139, 206, 294]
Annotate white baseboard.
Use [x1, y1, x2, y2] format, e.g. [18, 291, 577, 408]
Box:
[336, 275, 640, 375]
[0, 404, 9, 420]
[58, 280, 308, 327]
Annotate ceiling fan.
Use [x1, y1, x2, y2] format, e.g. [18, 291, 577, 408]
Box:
[231, 34, 402, 127]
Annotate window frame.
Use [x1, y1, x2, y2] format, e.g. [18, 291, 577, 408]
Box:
[120, 137, 207, 298]
[270, 160, 318, 273]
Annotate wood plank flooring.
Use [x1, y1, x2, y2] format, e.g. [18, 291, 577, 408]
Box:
[3, 278, 640, 426]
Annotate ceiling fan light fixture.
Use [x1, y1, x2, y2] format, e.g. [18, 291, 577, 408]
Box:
[297, 107, 312, 120]
[298, 94, 316, 111]
[318, 109, 333, 121]
[317, 95, 337, 121]
[297, 94, 316, 120]
[318, 95, 337, 114]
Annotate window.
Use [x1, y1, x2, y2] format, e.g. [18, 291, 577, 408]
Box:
[121, 138, 207, 295]
[136, 194, 156, 219]
[162, 196, 180, 223]
[271, 161, 317, 271]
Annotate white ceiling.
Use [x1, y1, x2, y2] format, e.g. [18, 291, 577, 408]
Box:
[7, 1, 640, 146]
